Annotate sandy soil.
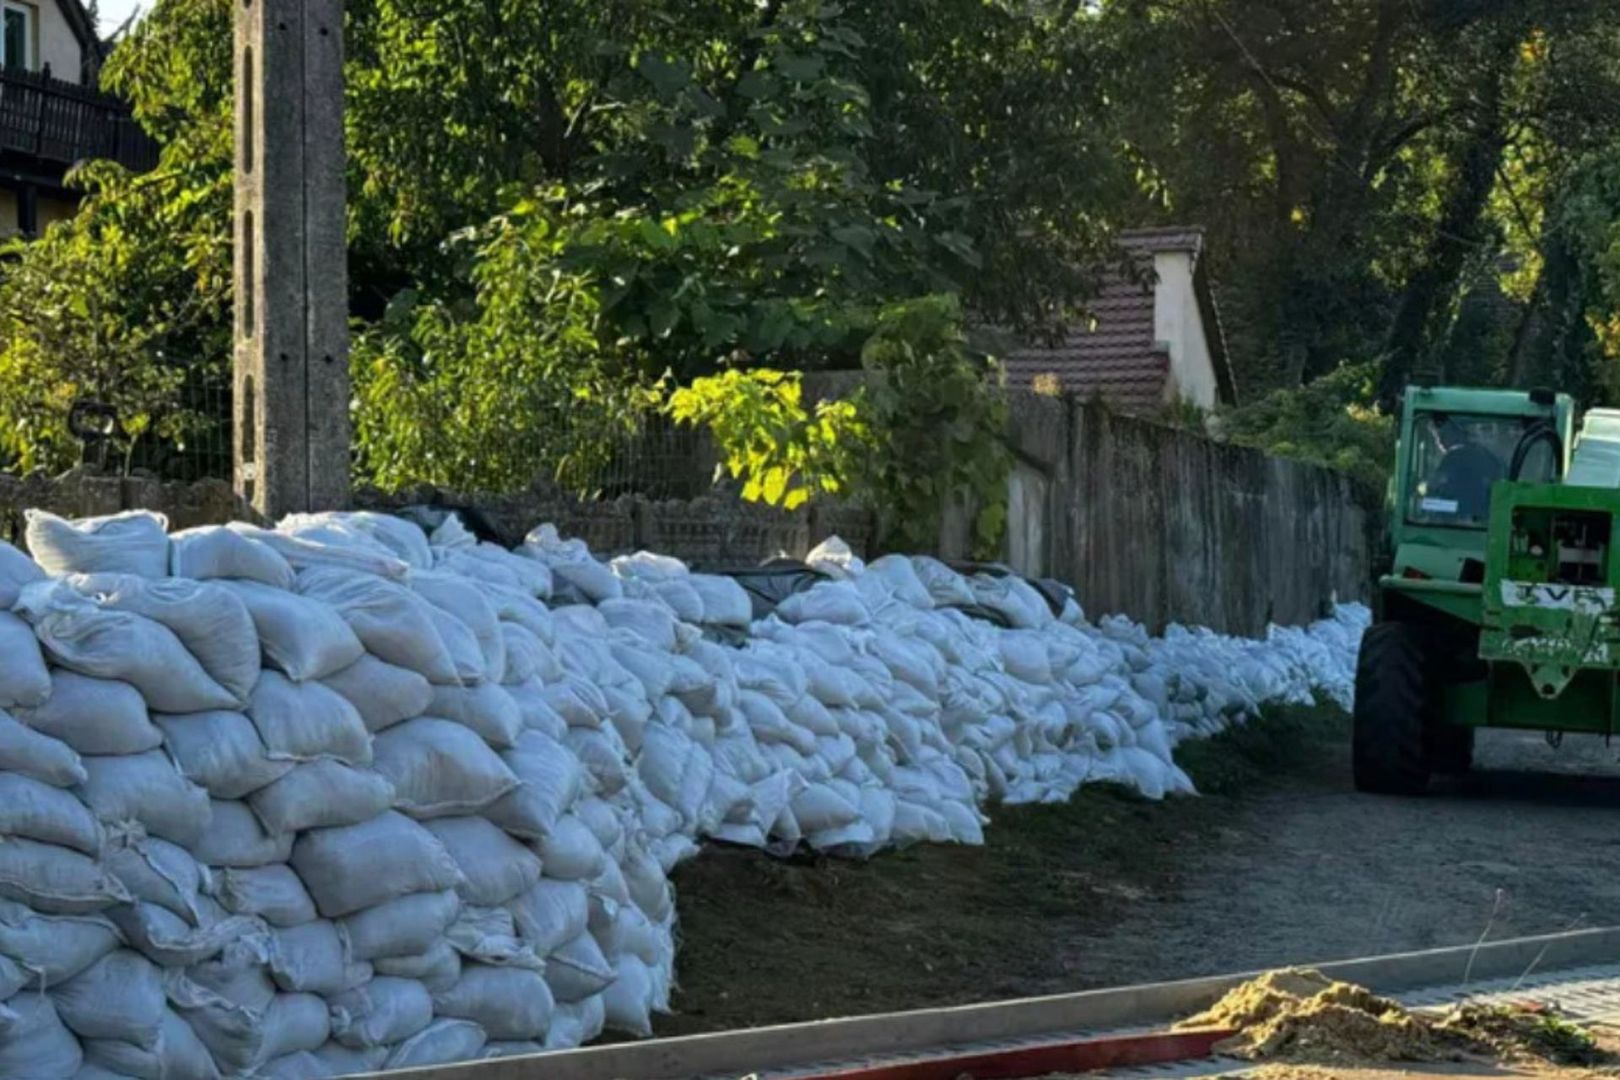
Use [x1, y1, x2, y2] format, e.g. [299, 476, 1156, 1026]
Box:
[661, 712, 1620, 1036]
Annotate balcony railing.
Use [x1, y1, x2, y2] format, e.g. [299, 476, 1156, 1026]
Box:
[0, 65, 159, 175]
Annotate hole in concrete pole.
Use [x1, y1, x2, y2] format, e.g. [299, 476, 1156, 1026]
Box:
[240, 45, 253, 175]
[240, 373, 256, 465]
[241, 211, 254, 337]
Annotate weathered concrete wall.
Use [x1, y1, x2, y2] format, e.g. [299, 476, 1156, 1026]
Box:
[0, 470, 875, 569]
[0, 470, 251, 545]
[1024, 397, 1375, 635]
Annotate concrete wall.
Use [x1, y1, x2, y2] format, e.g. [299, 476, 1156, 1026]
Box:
[1002, 393, 1376, 635]
[1151, 249, 1219, 410]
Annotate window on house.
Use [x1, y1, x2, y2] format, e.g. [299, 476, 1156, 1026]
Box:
[2, 2, 33, 72]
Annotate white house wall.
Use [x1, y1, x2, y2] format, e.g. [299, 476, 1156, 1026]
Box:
[34, 0, 82, 83]
[1152, 249, 1220, 410]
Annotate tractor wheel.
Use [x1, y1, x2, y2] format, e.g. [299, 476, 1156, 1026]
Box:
[1352, 622, 1432, 795]
[1426, 722, 1475, 775]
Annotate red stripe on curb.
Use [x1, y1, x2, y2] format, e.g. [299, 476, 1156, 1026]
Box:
[791, 1028, 1237, 1080]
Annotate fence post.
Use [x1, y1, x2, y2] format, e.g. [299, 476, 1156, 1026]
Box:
[232, 0, 350, 518]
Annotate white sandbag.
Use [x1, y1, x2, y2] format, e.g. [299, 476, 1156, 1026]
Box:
[419, 601, 488, 686]
[249, 760, 395, 834]
[371, 718, 518, 819]
[83, 1008, 220, 1080]
[778, 581, 870, 626]
[532, 554, 621, 605]
[498, 623, 544, 685]
[383, 1018, 487, 1071]
[0, 992, 83, 1077]
[218, 579, 365, 682]
[321, 654, 434, 733]
[619, 843, 671, 922]
[507, 879, 588, 956]
[0, 610, 52, 709]
[443, 904, 537, 968]
[412, 571, 506, 682]
[309, 1042, 388, 1077]
[105, 833, 205, 921]
[170, 977, 330, 1076]
[0, 898, 120, 986]
[77, 751, 211, 847]
[510, 682, 568, 740]
[339, 889, 461, 961]
[170, 525, 295, 588]
[545, 994, 606, 1050]
[637, 726, 714, 826]
[258, 1050, 333, 1079]
[26, 508, 169, 578]
[430, 683, 523, 749]
[433, 963, 555, 1040]
[282, 511, 433, 570]
[52, 949, 165, 1044]
[292, 812, 464, 918]
[0, 538, 44, 610]
[247, 672, 372, 766]
[374, 941, 461, 993]
[0, 773, 102, 854]
[601, 953, 656, 1037]
[690, 574, 754, 628]
[608, 643, 676, 702]
[22, 590, 238, 713]
[330, 976, 435, 1049]
[295, 567, 459, 684]
[534, 814, 606, 881]
[598, 598, 678, 652]
[610, 550, 687, 582]
[17, 671, 161, 755]
[64, 573, 261, 701]
[226, 521, 409, 581]
[646, 578, 703, 624]
[425, 816, 543, 907]
[544, 677, 610, 729]
[545, 931, 615, 1003]
[212, 865, 317, 927]
[110, 901, 261, 967]
[484, 730, 585, 841]
[0, 709, 85, 787]
[268, 921, 373, 995]
[189, 799, 293, 868]
[157, 709, 294, 799]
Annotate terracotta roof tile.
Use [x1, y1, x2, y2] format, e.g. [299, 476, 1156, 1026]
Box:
[1002, 255, 1168, 410]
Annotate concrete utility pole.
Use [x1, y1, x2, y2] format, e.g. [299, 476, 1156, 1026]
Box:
[232, 0, 350, 518]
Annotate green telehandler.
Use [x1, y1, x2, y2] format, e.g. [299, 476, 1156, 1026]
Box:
[1354, 384, 1620, 794]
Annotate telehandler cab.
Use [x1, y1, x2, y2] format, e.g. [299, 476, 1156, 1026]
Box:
[1354, 384, 1620, 793]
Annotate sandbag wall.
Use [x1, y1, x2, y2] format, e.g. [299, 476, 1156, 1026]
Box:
[0, 508, 1366, 1079]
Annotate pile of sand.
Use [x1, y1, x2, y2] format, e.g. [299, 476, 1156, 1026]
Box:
[1177, 969, 1435, 1063]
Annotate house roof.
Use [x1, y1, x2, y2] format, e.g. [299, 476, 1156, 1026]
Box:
[1001, 226, 1237, 411]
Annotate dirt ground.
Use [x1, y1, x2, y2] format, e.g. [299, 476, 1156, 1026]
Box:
[658, 708, 1620, 1036]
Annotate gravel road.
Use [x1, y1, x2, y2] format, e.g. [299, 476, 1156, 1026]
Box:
[1060, 728, 1620, 986]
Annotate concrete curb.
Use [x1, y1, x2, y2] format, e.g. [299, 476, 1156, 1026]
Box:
[363, 926, 1620, 1080]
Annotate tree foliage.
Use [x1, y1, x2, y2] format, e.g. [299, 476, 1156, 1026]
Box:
[667, 296, 1010, 554]
[7, 0, 1620, 500]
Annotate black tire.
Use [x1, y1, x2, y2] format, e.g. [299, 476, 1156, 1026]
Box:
[1353, 622, 1432, 795]
[1426, 722, 1474, 775]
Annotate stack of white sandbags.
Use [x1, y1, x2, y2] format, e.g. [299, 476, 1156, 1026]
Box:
[0, 506, 1364, 1078]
